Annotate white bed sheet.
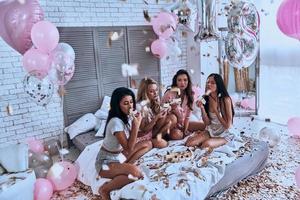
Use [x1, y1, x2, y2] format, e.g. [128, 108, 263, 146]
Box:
[76, 135, 243, 200]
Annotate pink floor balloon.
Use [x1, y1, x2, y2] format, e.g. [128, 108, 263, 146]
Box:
[287, 117, 300, 137]
[27, 138, 44, 153]
[0, 0, 44, 54]
[34, 178, 53, 200]
[47, 161, 78, 191]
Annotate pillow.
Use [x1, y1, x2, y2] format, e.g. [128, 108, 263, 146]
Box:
[95, 119, 107, 137]
[95, 96, 111, 120]
[129, 87, 138, 98]
[64, 113, 99, 139]
[0, 144, 28, 172]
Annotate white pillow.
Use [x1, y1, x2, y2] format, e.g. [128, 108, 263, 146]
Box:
[95, 119, 107, 137]
[64, 113, 99, 139]
[95, 96, 111, 120]
[0, 144, 28, 172]
[129, 87, 138, 97]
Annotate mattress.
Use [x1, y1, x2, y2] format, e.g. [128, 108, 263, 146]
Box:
[75, 134, 269, 200]
[72, 131, 102, 151]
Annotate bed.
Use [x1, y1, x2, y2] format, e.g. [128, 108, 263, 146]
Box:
[75, 133, 269, 200]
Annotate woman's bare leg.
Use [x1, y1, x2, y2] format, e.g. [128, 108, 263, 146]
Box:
[153, 116, 167, 136]
[99, 175, 132, 200]
[152, 138, 168, 148]
[188, 121, 206, 132]
[201, 137, 227, 149]
[126, 140, 152, 163]
[99, 163, 142, 200]
[185, 131, 210, 147]
[169, 128, 184, 140]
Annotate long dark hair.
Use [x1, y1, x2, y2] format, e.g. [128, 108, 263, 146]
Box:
[103, 87, 136, 137]
[204, 73, 235, 120]
[171, 69, 194, 110]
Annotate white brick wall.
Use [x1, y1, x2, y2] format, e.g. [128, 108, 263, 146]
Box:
[0, 0, 188, 147]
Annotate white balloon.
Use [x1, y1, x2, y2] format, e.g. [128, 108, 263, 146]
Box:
[259, 127, 280, 147]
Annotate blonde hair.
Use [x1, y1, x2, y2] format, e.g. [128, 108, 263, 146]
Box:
[137, 78, 158, 102]
[137, 78, 160, 115]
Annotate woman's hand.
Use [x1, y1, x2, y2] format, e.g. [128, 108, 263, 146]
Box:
[196, 100, 204, 109]
[156, 110, 167, 120]
[132, 112, 142, 128]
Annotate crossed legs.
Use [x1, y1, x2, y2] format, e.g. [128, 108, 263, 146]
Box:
[98, 162, 143, 200]
[185, 130, 228, 149]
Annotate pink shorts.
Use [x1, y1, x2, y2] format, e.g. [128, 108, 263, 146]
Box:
[136, 131, 152, 143]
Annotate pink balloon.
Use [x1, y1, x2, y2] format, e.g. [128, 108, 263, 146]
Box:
[240, 96, 255, 110]
[296, 166, 300, 189]
[287, 117, 300, 137]
[0, 0, 44, 54]
[22, 48, 50, 79]
[27, 138, 44, 153]
[151, 39, 167, 59]
[277, 0, 300, 40]
[0, 0, 14, 6]
[152, 12, 177, 39]
[240, 99, 249, 109]
[247, 96, 256, 110]
[34, 178, 53, 200]
[47, 161, 78, 191]
[31, 21, 59, 53]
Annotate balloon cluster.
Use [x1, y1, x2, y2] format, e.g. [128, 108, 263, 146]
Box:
[225, 1, 260, 69]
[0, 0, 76, 106]
[27, 138, 78, 200]
[150, 12, 178, 59]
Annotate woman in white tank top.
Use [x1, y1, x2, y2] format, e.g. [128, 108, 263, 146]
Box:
[186, 73, 235, 148]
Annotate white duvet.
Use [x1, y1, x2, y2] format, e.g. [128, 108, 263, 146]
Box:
[76, 135, 243, 200]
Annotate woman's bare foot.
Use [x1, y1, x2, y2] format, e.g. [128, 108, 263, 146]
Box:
[99, 186, 111, 200]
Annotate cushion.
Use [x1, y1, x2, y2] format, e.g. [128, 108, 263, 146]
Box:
[72, 131, 99, 151]
[95, 119, 107, 137]
[0, 170, 36, 200]
[0, 144, 28, 173]
[64, 113, 99, 139]
[95, 96, 111, 120]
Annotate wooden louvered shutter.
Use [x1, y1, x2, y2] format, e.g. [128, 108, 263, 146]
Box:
[59, 27, 102, 126]
[127, 26, 160, 86]
[96, 27, 129, 96]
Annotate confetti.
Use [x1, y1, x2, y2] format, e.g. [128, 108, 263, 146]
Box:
[143, 10, 151, 22]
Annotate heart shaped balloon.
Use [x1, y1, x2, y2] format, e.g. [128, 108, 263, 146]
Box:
[0, 0, 44, 54]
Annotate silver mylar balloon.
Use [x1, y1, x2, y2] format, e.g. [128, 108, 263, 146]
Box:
[163, 0, 197, 32]
[29, 150, 53, 169]
[240, 33, 259, 67]
[33, 165, 49, 178]
[228, 1, 260, 38]
[194, 0, 218, 41]
[23, 72, 54, 106]
[225, 33, 244, 68]
[259, 127, 280, 148]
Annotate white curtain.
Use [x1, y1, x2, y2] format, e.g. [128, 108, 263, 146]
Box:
[256, 0, 300, 124]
